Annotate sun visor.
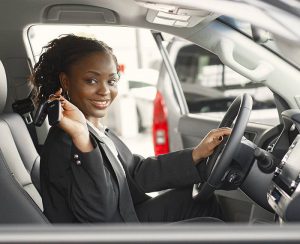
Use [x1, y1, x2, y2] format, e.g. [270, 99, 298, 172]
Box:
[43, 4, 119, 25]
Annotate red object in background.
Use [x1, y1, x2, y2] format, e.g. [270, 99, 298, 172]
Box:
[118, 64, 125, 73]
[152, 91, 170, 156]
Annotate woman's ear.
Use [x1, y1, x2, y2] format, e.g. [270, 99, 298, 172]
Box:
[59, 72, 69, 92]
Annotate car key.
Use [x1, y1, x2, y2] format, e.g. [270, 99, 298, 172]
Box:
[47, 99, 61, 126]
[33, 100, 49, 127]
[34, 99, 61, 126]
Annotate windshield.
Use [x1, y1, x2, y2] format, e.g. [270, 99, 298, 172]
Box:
[219, 16, 300, 69]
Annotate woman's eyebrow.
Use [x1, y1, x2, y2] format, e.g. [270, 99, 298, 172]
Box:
[86, 70, 101, 75]
[86, 71, 117, 77]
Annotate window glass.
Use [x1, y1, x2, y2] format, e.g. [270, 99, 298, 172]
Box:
[174, 42, 279, 125]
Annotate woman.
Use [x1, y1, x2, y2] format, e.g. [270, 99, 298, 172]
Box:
[31, 34, 231, 223]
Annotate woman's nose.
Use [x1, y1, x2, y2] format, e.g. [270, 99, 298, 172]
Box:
[96, 80, 110, 95]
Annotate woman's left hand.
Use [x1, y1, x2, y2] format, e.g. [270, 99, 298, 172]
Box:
[192, 127, 232, 165]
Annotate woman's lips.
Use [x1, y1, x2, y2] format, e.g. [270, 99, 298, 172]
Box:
[90, 100, 110, 109]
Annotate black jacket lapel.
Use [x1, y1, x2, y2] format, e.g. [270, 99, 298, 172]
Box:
[87, 124, 105, 144]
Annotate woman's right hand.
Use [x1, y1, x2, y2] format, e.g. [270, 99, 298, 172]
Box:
[50, 89, 94, 152]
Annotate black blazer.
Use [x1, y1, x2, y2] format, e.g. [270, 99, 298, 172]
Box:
[40, 125, 201, 223]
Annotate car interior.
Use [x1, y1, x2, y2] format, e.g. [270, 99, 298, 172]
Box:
[155, 28, 293, 222]
[1, 1, 300, 242]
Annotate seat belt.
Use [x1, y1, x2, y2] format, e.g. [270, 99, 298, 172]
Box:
[12, 92, 39, 151]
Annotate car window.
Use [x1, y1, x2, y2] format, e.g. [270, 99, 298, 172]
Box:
[174, 42, 280, 126]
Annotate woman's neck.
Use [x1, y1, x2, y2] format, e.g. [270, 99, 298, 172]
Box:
[86, 117, 102, 129]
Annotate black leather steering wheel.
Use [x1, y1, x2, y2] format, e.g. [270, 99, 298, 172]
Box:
[192, 93, 253, 201]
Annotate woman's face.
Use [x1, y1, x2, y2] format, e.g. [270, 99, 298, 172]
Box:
[60, 51, 119, 122]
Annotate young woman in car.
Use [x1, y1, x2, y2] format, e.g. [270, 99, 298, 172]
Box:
[31, 34, 231, 223]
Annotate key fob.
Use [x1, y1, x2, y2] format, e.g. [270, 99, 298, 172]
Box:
[47, 100, 61, 126]
[34, 100, 49, 127]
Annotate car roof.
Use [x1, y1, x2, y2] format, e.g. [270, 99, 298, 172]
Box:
[0, 0, 299, 62]
[0, 0, 297, 41]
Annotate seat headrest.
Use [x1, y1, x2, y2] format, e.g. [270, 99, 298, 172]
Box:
[0, 61, 7, 113]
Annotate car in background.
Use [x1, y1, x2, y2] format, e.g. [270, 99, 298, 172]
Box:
[126, 68, 158, 131]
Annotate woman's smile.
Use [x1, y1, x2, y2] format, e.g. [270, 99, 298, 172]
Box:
[90, 99, 110, 109]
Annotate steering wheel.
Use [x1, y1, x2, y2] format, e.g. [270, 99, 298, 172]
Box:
[192, 93, 253, 201]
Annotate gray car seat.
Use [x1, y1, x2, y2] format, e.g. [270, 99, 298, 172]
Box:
[0, 60, 48, 223]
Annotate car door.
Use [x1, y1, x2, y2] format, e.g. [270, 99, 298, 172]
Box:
[153, 23, 285, 222]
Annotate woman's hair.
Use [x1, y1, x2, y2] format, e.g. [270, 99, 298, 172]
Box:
[30, 34, 119, 104]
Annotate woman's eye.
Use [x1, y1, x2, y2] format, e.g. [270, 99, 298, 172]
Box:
[86, 79, 97, 84]
[107, 79, 118, 86]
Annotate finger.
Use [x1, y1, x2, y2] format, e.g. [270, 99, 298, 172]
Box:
[48, 95, 67, 107]
[218, 135, 223, 142]
[54, 88, 63, 96]
[211, 129, 232, 139]
[49, 89, 63, 101]
[212, 135, 223, 145]
[211, 131, 231, 146]
[48, 94, 56, 101]
[59, 96, 78, 111]
[216, 127, 232, 132]
[208, 127, 231, 136]
[218, 127, 232, 133]
[221, 129, 232, 136]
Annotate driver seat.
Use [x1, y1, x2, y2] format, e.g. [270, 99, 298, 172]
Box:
[0, 60, 48, 223]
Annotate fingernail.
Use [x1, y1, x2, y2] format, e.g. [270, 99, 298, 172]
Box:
[219, 136, 223, 141]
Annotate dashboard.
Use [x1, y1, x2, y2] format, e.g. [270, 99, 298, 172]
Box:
[267, 110, 300, 222]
